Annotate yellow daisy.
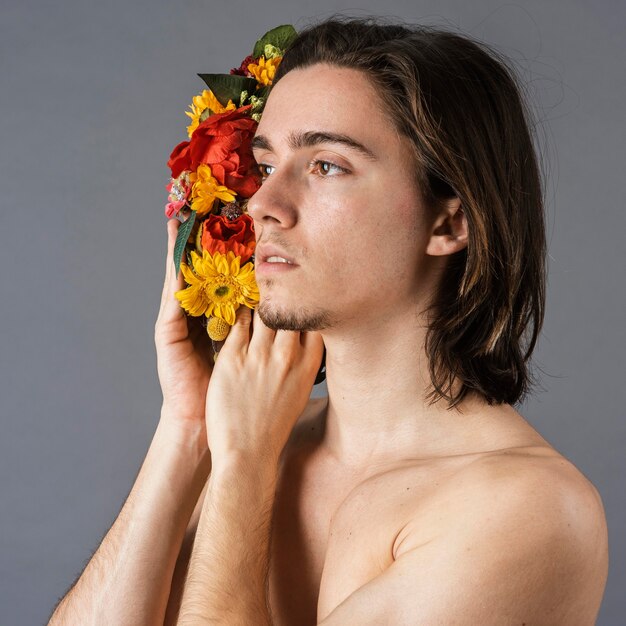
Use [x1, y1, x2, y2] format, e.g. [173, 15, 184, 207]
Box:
[185, 89, 236, 138]
[247, 55, 282, 87]
[175, 249, 259, 325]
[189, 164, 237, 216]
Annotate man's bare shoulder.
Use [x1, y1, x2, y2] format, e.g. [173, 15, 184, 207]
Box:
[318, 446, 609, 625]
[398, 443, 608, 552]
[403, 447, 608, 609]
[451, 445, 607, 530]
[320, 446, 609, 625]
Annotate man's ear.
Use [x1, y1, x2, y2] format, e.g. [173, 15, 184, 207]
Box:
[425, 196, 468, 256]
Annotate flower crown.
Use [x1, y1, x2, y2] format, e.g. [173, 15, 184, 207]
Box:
[165, 25, 325, 383]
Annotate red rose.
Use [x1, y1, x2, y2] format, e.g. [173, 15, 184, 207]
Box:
[167, 105, 261, 198]
[167, 140, 192, 179]
[190, 106, 261, 198]
[201, 212, 256, 263]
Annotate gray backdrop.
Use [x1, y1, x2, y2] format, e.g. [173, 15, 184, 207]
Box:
[1, 0, 624, 624]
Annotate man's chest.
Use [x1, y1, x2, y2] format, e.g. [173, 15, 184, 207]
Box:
[266, 456, 451, 625]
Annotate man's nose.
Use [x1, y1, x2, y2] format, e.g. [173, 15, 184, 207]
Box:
[246, 169, 298, 229]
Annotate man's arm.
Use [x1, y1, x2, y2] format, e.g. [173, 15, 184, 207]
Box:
[47, 407, 211, 626]
[176, 455, 278, 625]
[163, 478, 209, 625]
[318, 460, 608, 626]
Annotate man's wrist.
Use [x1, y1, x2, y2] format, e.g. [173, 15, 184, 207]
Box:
[209, 451, 279, 493]
[156, 407, 210, 466]
[160, 400, 205, 423]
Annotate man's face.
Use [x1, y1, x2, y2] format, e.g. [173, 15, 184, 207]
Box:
[247, 63, 434, 332]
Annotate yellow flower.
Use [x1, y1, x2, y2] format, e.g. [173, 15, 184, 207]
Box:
[247, 55, 282, 86]
[185, 89, 236, 138]
[175, 249, 259, 325]
[189, 164, 237, 216]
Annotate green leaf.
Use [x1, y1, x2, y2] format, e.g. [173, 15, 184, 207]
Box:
[255, 85, 271, 100]
[197, 74, 258, 108]
[174, 211, 196, 278]
[252, 24, 297, 58]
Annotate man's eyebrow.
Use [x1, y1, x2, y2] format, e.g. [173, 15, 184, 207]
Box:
[251, 130, 378, 161]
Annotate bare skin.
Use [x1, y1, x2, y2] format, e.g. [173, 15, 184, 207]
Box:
[49, 58, 607, 623]
[165, 394, 607, 625]
[245, 63, 608, 623]
[271, 398, 607, 625]
[162, 63, 608, 624]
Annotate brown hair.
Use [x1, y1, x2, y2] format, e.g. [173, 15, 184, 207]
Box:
[274, 15, 547, 408]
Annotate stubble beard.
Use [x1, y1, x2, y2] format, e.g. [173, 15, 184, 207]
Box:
[255, 288, 334, 332]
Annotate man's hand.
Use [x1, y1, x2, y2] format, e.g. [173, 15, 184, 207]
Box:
[155, 219, 213, 437]
[205, 305, 324, 472]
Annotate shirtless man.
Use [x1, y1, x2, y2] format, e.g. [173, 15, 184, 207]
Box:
[48, 18, 609, 626]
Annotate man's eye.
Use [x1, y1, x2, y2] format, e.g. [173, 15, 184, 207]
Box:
[309, 159, 349, 177]
[258, 164, 274, 180]
[257, 160, 349, 181]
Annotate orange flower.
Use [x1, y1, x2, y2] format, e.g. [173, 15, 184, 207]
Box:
[200, 212, 256, 263]
[247, 55, 282, 86]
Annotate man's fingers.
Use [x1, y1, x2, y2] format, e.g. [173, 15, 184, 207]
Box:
[272, 326, 302, 356]
[165, 219, 180, 279]
[248, 306, 277, 354]
[158, 219, 187, 322]
[222, 305, 253, 354]
[301, 331, 325, 371]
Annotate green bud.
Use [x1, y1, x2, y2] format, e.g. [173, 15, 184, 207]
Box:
[249, 95, 265, 112]
[264, 44, 282, 59]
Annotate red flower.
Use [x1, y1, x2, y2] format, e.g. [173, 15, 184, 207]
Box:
[167, 105, 261, 198]
[167, 140, 192, 179]
[201, 212, 256, 263]
[190, 106, 261, 197]
[230, 54, 256, 77]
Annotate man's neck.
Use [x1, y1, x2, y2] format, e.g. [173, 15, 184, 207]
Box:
[315, 313, 524, 472]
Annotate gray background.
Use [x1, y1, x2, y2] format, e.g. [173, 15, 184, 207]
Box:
[1, 0, 623, 624]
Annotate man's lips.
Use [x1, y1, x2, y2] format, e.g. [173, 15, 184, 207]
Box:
[255, 258, 299, 276]
[255, 244, 298, 265]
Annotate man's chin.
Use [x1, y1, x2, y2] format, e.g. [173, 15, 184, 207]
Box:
[256, 299, 333, 332]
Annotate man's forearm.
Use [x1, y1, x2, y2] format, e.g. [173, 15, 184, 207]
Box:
[177, 455, 279, 625]
[48, 407, 211, 626]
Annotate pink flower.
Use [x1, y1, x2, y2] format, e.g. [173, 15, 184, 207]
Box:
[165, 171, 192, 218]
